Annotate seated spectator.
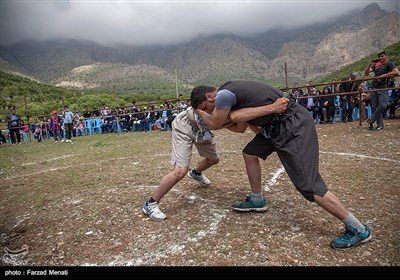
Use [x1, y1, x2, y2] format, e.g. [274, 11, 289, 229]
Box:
[74, 117, 85, 136]
[19, 120, 29, 133]
[130, 107, 145, 131]
[386, 81, 399, 119]
[19, 120, 29, 142]
[298, 89, 308, 109]
[307, 88, 320, 123]
[34, 124, 43, 142]
[319, 86, 336, 123]
[0, 129, 7, 144]
[355, 81, 372, 122]
[155, 105, 168, 130]
[141, 106, 157, 131]
[166, 108, 178, 128]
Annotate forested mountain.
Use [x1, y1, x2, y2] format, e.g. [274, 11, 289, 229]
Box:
[0, 2, 399, 97]
[1, 40, 398, 120]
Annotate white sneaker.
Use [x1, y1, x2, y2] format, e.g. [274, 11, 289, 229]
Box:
[142, 200, 166, 220]
[187, 169, 211, 186]
[60, 139, 65, 142]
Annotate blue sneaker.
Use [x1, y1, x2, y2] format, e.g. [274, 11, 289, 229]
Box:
[330, 225, 372, 250]
[231, 195, 267, 212]
[142, 200, 166, 221]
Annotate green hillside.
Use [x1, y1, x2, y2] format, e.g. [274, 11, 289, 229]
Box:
[0, 71, 186, 120]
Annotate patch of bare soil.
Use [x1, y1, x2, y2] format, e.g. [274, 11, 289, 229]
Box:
[1, 118, 399, 267]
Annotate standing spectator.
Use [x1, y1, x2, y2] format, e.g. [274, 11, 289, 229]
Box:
[338, 73, 359, 122]
[291, 82, 304, 98]
[364, 50, 399, 130]
[62, 105, 74, 143]
[330, 79, 338, 94]
[131, 100, 138, 112]
[73, 108, 80, 122]
[83, 106, 92, 119]
[41, 116, 50, 139]
[92, 107, 100, 117]
[6, 108, 21, 145]
[307, 80, 316, 94]
[355, 81, 371, 122]
[50, 111, 62, 142]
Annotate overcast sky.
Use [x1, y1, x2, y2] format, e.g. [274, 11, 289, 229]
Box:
[1, 0, 398, 46]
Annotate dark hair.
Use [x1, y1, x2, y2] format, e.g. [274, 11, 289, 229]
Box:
[190, 86, 216, 109]
[377, 50, 386, 56]
[323, 86, 332, 94]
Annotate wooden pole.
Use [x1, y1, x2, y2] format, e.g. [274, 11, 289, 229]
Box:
[24, 95, 32, 142]
[284, 62, 288, 90]
[114, 85, 120, 136]
[358, 91, 362, 127]
[61, 92, 65, 108]
[175, 68, 179, 106]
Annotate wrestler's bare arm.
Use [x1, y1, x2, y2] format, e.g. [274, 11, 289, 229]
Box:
[229, 98, 289, 123]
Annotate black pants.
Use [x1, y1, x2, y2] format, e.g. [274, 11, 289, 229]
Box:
[0, 133, 6, 144]
[243, 104, 328, 202]
[9, 127, 21, 144]
[64, 123, 73, 140]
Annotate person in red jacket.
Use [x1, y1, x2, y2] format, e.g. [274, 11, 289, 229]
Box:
[50, 111, 62, 142]
[364, 50, 399, 130]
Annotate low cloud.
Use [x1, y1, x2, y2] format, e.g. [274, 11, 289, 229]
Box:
[1, 0, 398, 46]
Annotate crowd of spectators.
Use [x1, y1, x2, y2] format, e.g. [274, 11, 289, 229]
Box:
[290, 75, 399, 125]
[0, 99, 191, 144]
[1, 71, 399, 145]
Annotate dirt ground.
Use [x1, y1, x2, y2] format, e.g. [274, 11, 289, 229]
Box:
[0, 118, 399, 267]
